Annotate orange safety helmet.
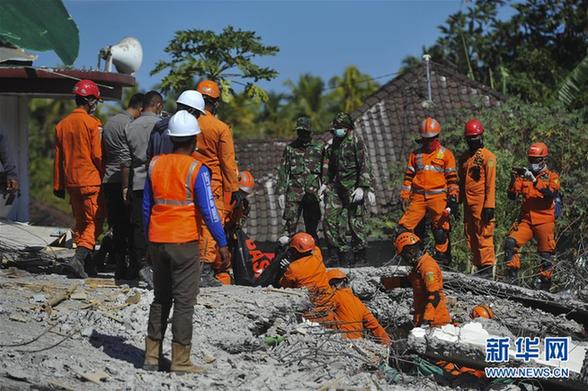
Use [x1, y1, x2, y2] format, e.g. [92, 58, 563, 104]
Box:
[238, 170, 255, 194]
[527, 142, 549, 158]
[394, 232, 421, 254]
[73, 79, 101, 99]
[470, 304, 495, 319]
[289, 232, 315, 253]
[326, 268, 348, 282]
[420, 117, 441, 138]
[464, 118, 484, 137]
[197, 80, 221, 99]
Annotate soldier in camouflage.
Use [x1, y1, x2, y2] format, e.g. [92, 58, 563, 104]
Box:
[276, 116, 325, 242]
[323, 112, 375, 266]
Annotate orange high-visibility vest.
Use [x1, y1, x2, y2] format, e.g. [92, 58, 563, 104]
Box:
[148, 154, 202, 243]
[401, 146, 459, 199]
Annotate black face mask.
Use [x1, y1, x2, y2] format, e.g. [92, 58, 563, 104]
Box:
[297, 130, 311, 143]
[466, 136, 483, 152]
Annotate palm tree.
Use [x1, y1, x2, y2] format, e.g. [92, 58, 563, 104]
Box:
[327, 66, 379, 113]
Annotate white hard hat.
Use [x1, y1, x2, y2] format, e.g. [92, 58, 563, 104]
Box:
[176, 90, 206, 114]
[167, 110, 201, 137]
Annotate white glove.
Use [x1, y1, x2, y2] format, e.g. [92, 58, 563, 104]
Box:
[523, 169, 536, 183]
[351, 187, 364, 203]
[318, 184, 327, 201]
[367, 191, 376, 206]
[278, 235, 290, 246]
[279, 257, 291, 271]
[278, 194, 285, 209]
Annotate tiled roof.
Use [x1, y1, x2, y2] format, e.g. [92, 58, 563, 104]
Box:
[235, 62, 503, 242]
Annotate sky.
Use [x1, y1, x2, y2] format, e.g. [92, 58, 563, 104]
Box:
[34, 0, 490, 94]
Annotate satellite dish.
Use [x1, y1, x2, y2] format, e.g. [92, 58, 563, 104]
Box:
[98, 37, 143, 75]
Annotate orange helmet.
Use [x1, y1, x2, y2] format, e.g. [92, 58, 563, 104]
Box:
[527, 142, 548, 158]
[238, 170, 255, 194]
[395, 232, 421, 254]
[197, 80, 221, 99]
[470, 304, 495, 319]
[289, 232, 315, 253]
[326, 268, 348, 282]
[419, 117, 441, 138]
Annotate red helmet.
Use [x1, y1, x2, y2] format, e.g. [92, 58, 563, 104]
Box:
[419, 117, 441, 138]
[238, 170, 255, 194]
[73, 79, 101, 99]
[527, 142, 548, 158]
[394, 232, 421, 254]
[465, 118, 484, 136]
[289, 232, 315, 253]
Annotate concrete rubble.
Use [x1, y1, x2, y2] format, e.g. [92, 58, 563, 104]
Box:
[0, 260, 586, 390]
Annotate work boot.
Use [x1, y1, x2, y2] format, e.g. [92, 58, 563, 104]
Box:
[170, 342, 206, 374]
[84, 253, 98, 278]
[64, 247, 90, 279]
[114, 254, 127, 280]
[200, 263, 222, 287]
[352, 249, 367, 267]
[139, 266, 154, 289]
[325, 247, 340, 267]
[477, 265, 493, 280]
[143, 337, 161, 371]
[536, 277, 552, 292]
[504, 268, 519, 285]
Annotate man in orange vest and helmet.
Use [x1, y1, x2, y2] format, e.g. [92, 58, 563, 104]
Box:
[458, 119, 497, 278]
[195, 79, 240, 287]
[382, 232, 451, 327]
[504, 142, 560, 291]
[142, 110, 230, 374]
[54, 79, 105, 278]
[398, 118, 459, 266]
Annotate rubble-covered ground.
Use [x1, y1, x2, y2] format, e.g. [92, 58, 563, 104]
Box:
[0, 264, 586, 390]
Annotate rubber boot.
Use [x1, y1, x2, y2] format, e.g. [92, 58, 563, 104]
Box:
[84, 252, 98, 278]
[352, 249, 367, 267]
[199, 263, 222, 287]
[325, 247, 340, 267]
[139, 266, 154, 289]
[65, 247, 89, 279]
[504, 268, 519, 285]
[143, 337, 161, 371]
[114, 254, 127, 280]
[477, 265, 493, 280]
[170, 342, 206, 374]
[536, 277, 552, 292]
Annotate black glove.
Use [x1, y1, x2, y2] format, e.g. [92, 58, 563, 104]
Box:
[230, 191, 245, 209]
[53, 189, 65, 199]
[482, 207, 495, 223]
[447, 195, 459, 218]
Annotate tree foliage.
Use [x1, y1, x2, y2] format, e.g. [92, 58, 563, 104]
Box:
[151, 26, 279, 101]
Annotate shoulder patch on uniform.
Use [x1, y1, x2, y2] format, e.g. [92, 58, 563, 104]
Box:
[554, 178, 559, 185]
[425, 272, 435, 282]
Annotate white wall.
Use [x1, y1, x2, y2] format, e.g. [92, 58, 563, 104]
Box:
[0, 96, 29, 222]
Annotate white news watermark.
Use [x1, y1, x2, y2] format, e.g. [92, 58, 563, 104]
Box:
[485, 367, 570, 379]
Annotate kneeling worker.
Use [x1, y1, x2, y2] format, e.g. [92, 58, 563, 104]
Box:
[142, 111, 230, 374]
[327, 269, 391, 345]
[382, 232, 451, 327]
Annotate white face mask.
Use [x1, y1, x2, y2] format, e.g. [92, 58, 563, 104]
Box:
[530, 162, 545, 173]
[334, 128, 346, 138]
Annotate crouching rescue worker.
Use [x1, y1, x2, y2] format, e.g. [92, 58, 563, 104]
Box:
[327, 269, 391, 345]
[470, 304, 494, 320]
[504, 142, 560, 290]
[54, 80, 105, 278]
[142, 111, 230, 374]
[398, 118, 459, 266]
[458, 119, 497, 278]
[382, 232, 451, 327]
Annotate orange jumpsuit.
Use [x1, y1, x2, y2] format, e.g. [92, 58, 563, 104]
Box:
[54, 108, 104, 250]
[458, 148, 497, 267]
[331, 287, 391, 345]
[280, 247, 335, 323]
[195, 111, 239, 264]
[399, 145, 458, 255]
[506, 169, 560, 278]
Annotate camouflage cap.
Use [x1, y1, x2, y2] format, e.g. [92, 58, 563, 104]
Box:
[331, 112, 354, 129]
[295, 116, 312, 132]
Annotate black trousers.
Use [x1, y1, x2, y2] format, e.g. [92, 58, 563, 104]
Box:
[129, 189, 147, 272]
[147, 241, 201, 345]
[102, 183, 130, 265]
[284, 193, 322, 243]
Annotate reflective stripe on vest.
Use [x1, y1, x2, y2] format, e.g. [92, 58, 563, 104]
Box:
[149, 159, 198, 207]
[413, 188, 447, 195]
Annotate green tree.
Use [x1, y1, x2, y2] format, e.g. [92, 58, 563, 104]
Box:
[284, 74, 333, 131]
[327, 65, 379, 113]
[151, 26, 279, 101]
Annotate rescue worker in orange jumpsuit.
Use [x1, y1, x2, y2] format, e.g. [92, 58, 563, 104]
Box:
[470, 304, 495, 320]
[382, 232, 451, 327]
[327, 269, 391, 345]
[279, 233, 334, 323]
[458, 119, 497, 278]
[142, 110, 230, 374]
[398, 118, 459, 266]
[195, 80, 240, 287]
[504, 142, 560, 291]
[54, 80, 105, 278]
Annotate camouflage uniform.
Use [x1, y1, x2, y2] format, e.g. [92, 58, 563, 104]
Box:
[323, 113, 373, 261]
[276, 117, 325, 241]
